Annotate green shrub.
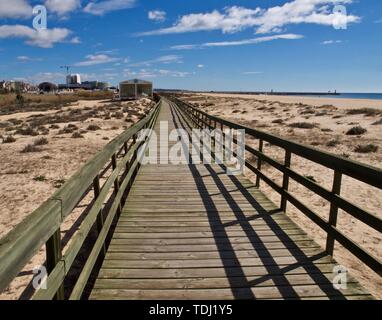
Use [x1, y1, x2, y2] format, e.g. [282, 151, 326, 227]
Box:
[34, 137, 49, 146]
[71, 132, 84, 139]
[347, 108, 381, 116]
[21, 144, 40, 153]
[16, 126, 38, 136]
[289, 122, 316, 129]
[346, 126, 367, 135]
[326, 139, 340, 147]
[354, 144, 378, 153]
[2, 135, 16, 143]
[87, 124, 101, 131]
[33, 175, 47, 182]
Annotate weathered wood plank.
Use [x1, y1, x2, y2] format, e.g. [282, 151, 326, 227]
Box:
[107, 240, 320, 253]
[97, 263, 338, 279]
[112, 228, 304, 238]
[101, 255, 334, 269]
[93, 274, 357, 290]
[90, 283, 367, 300]
[103, 247, 323, 260]
[109, 234, 312, 246]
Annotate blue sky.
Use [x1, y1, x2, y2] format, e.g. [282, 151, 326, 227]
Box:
[0, 0, 381, 92]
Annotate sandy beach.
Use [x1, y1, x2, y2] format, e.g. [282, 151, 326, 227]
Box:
[202, 93, 382, 110]
[181, 92, 382, 299]
[0, 97, 155, 299]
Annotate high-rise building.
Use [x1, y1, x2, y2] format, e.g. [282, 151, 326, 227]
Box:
[66, 74, 81, 85]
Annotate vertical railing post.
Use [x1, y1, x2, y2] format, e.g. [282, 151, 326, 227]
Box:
[132, 134, 139, 180]
[111, 153, 122, 217]
[326, 170, 342, 256]
[280, 150, 292, 212]
[255, 139, 264, 188]
[133, 134, 138, 164]
[221, 122, 225, 162]
[46, 230, 65, 300]
[93, 175, 106, 256]
[123, 141, 128, 155]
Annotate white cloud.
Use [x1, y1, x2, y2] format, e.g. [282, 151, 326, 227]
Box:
[129, 55, 183, 67]
[138, 1, 359, 36]
[171, 34, 303, 50]
[170, 44, 199, 50]
[0, 25, 71, 48]
[322, 39, 343, 44]
[17, 56, 42, 62]
[243, 71, 263, 75]
[25, 72, 65, 84]
[84, 0, 136, 15]
[74, 54, 120, 66]
[70, 36, 81, 44]
[197, 64, 204, 68]
[44, 0, 81, 15]
[96, 48, 119, 54]
[0, 0, 32, 19]
[374, 19, 382, 24]
[124, 68, 190, 79]
[148, 10, 166, 22]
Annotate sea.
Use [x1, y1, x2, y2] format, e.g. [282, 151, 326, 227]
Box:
[306, 93, 382, 101]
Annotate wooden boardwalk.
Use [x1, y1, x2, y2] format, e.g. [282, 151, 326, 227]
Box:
[90, 100, 373, 300]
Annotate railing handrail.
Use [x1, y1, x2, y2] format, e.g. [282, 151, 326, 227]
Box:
[171, 96, 382, 277]
[0, 100, 161, 294]
[173, 97, 382, 189]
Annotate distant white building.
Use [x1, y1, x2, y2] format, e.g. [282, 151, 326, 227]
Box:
[66, 74, 81, 85]
[119, 79, 153, 100]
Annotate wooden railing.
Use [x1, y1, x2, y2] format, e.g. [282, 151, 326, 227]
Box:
[0, 100, 161, 299]
[171, 96, 382, 277]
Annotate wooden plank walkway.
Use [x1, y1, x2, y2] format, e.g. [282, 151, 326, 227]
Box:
[90, 100, 373, 300]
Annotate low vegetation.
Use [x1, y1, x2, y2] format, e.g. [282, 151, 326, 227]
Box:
[58, 124, 78, 135]
[21, 144, 41, 153]
[372, 118, 382, 125]
[2, 135, 16, 144]
[33, 175, 47, 182]
[354, 144, 378, 154]
[0, 91, 113, 114]
[71, 132, 84, 139]
[346, 126, 367, 135]
[326, 139, 340, 147]
[33, 137, 49, 146]
[53, 178, 66, 189]
[87, 124, 101, 131]
[288, 122, 316, 129]
[347, 108, 381, 117]
[15, 126, 39, 136]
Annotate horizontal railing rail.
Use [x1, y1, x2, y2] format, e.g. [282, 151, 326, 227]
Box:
[171, 96, 382, 277]
[0, 99, 161, 299]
